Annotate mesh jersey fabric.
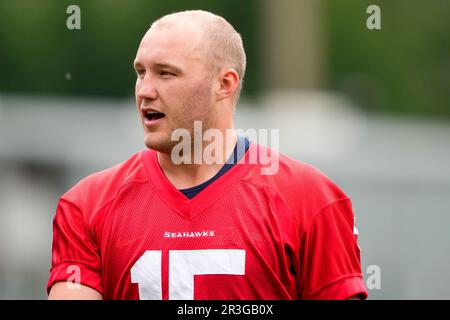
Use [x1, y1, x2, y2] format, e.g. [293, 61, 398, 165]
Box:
[48, 142, 368, 300]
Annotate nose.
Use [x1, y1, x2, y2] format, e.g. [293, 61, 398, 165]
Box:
[136, 75, 158, 101]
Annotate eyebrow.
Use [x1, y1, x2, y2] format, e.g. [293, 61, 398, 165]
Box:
[133, 60, 183, 74]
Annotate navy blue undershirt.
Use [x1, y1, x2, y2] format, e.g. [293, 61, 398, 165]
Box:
[179, 135, 250, 199]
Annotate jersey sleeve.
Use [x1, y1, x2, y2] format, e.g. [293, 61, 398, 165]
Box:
[298, 198, 368, 300]
[47, 198, 103, 295]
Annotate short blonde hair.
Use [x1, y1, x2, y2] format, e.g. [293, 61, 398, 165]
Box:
[152, 10, 247, 100]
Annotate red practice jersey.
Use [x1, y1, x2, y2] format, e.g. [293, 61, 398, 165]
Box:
[47, 143, 368, 300]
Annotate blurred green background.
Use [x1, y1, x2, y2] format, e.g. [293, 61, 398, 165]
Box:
[0, 0, 261, 97]
[0, 0, 449, 116]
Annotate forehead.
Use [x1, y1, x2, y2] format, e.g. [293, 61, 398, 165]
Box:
[135, 26, 205, 66]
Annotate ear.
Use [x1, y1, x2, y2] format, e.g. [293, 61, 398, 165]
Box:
[216, 68, 239, 101]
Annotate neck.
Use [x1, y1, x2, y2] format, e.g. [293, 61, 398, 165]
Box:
[157, 129, 237, 189]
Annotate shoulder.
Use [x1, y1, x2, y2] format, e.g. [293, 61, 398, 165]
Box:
[243, 144, 349, 217]
[60, 150, 148, 217]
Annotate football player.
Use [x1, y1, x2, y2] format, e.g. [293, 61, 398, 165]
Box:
[48, 10, 368, 300]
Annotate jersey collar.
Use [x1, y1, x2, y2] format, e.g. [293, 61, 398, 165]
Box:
[141, 141, 256, 219]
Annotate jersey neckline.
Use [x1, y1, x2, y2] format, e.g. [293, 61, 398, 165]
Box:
[140, 141, 256, 219]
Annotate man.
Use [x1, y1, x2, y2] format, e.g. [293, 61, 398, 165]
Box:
[48, 10, 368, 300]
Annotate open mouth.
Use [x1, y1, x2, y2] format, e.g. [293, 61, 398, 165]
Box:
[144, 110, 166, 121]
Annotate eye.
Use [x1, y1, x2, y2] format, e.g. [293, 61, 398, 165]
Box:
[159, 70, 175, 77]
[135, 68, 145, 78]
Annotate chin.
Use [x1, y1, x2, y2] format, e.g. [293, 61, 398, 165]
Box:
[144, 133, 173, 154]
